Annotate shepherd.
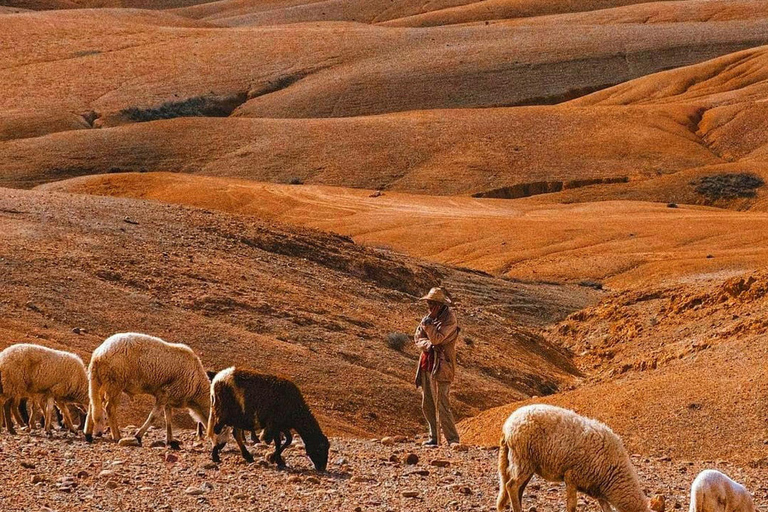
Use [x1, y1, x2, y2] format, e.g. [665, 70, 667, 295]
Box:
[414, 286, 460, 446]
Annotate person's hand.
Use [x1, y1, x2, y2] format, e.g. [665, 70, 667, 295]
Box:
[422, 342, 433, 353]
[422, 316, 434, 325]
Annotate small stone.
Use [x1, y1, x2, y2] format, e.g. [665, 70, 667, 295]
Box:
[31, 474, 46, 484]
[76, 470, 89, 479]
[650, 494, 666, 512]
[350, 475, 375, 483]
[20, 461, 35, 469]
[118, 438, 140, 447]
[111, 460, 126, 466]
[393, 435, 408, 443]
[185, 486, 205, 496]
[402, 490, 420, 498]
[99, 470, 115, 478]
[529, 507, 537, 512]
[389, 454, 400, 463]
[202, 462, 218, 470]
[405, 453, 419, 465]
[667, 203, 678, 208]
[105, 480, 119, 490]
[451, 443, 469, 452]
[305, 476, 321, 485]
[380, 437, 395, 446]
[72, 327, 82, 334]
[164, 453, 178, 463]
[335, 457, 348, 465]
[287, 476, 301, 483]
[201, 482, 213, 491]
[430, 459, 451, 468]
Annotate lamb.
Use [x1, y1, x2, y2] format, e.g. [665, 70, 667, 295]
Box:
[689, 470, 756, 512]
[497, 404, 649, 512]
[0, 344, 89, 435]
[207, 368, 330, 471]
[83, 333, 210, 449]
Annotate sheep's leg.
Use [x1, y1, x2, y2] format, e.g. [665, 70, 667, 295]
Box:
[134, 403, 163, 445]
[163, 406, 180, 450]
[265, 426, 286, 468]
[597, 498, 614, 512]
[105, 395, 122, 441]
[564, 473, 578, 512]
[505, 469, 532, 512]
[2, 400, 16, 435]
[43, 396, 55, 435]
[10, 399, 26, 428]
[233, 428, 254, 463]
[59, 404, 77, 434]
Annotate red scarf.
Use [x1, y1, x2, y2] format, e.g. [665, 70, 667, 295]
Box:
[419, 348, 435, 372]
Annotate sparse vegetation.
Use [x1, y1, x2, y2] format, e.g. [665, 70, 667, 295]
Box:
[121, 93, 246, 122]
[386, 332, 409, 351]
[691, 173, 764, 200]
[579, 280, 603, 290]
[288, 177, 304, 185]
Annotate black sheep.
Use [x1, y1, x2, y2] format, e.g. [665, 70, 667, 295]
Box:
[207, 368, 329, 471]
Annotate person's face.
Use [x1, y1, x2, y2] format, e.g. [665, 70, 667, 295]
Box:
[427, 300, 442, 316]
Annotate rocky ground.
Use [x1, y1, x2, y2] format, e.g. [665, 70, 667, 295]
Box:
[0, 428, 766, 512]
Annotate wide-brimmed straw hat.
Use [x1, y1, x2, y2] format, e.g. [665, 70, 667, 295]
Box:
[419, 287, 451, 304]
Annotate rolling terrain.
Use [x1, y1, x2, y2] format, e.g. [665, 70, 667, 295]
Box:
[2, 1, 768, 509]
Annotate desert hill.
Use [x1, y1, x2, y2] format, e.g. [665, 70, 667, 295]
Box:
[39, 172, 768, 289]
[0, 186, 597, 435]
[460, 270, 768, 466]
[1, 7, 766, 142]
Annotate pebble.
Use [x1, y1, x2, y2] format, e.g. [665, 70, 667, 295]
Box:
[98, 470, 115, 478]
[380, 437, 395, 446]
[118, 438, 140, 447]
[105, 480, 119, 489]
[202, 462, 218, 470]
[389, 454, 400, 463]
[305, 476, 321, 485]
[287, 476, 302, 483]
[430, 459, 451, 467]
[184, 486, 205, 496]
[451, 443, 469, 452]
[402, 490, 420, 498]
[164, 453, 178, 463]
[405, 453, 419, 465]
[20, 461, 35, 469]
[651, 494, 666, 512]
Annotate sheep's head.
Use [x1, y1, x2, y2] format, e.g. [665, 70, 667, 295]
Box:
[306, 434, 330, 471]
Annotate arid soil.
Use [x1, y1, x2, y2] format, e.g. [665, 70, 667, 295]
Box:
[1, 429, 766, 512]
[3, 1, 768, 511]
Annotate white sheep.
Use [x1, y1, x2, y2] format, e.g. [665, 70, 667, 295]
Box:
[0, 343, 89, 435]
[689, 470, 756, 512]
[497, 404, 649, 512]
[83, 333, 210, 449]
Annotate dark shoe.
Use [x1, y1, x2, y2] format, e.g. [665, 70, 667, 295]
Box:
[422, 439, 438, 447]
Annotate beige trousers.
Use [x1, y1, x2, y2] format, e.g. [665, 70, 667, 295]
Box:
[420, 370, 459, 444]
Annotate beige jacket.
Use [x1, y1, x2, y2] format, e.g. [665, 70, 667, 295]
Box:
[414, 305, 459, 384]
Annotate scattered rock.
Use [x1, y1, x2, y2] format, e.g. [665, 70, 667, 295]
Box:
[72, 327, 83, 334]
[31, 474, 47, 484]
[202, 462, 218, 470]
[380, 437, 395, 446]
[389, 454, 400, 463]
[184, 486, 205, 496]
[430, 459, 451, 468]
[402, 490, 420, 498]
[667, 203, 678, 208]
[393, 435, 408, 443]
[287, 476, 302, 484]
[335, 457, 348, 465]
[305, 476, 321, 485]
[164, 453, 178, 463]
[405, 453, 419, 465]
[118, 438, 140, 447]
[20, 461, 35, 469]
[369, 190, 383, 198]
[650, 494, 666, 512]
[451, 443, 469, 452]
[105, 480, 119, 490]
[98, 470, 115, 478]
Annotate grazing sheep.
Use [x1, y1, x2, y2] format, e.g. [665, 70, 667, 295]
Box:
[0, 344, 89, 435]
[207, 368, 329, 471]
[497, 404, 649, 512]
[689, 470, 755, 512]
[84, 333, 210, 449]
